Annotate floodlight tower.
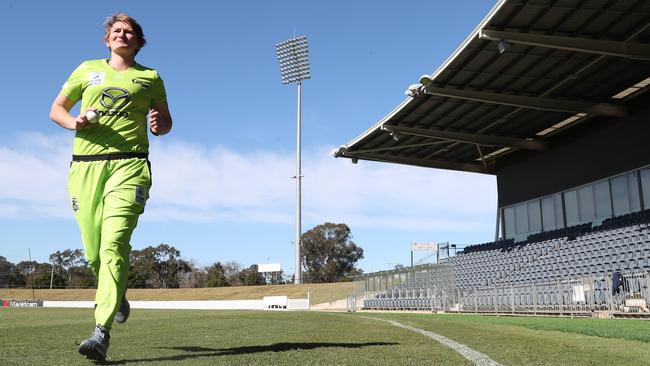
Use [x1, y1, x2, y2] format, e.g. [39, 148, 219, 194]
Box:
[276, 36, 311, 284]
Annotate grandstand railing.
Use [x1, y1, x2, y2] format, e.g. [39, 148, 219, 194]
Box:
[356, 214, 650, 315]
[359, 271, 649, 315]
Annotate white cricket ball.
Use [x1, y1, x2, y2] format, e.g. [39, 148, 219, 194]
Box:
[85, 110, 98, 124]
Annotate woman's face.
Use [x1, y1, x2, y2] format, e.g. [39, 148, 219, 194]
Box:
[105, 21, 139, 55]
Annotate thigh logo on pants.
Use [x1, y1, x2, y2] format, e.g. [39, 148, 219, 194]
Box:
[72, 197, 80, 212]
[135, 186, 147, 205]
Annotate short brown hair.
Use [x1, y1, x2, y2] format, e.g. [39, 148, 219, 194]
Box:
[104, 13, 146, 55]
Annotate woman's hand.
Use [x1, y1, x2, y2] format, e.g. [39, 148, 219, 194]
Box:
[75, 108, 98, 129]
[149, 103, 172, 136]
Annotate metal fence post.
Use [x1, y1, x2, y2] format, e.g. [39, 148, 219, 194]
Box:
[510, 285, 515, 314]
[557, 282, 564, 314]
[606, 276, 614, 311]
[533, 284, 537, 315]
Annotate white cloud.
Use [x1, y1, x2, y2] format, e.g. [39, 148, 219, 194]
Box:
[0, 132, 497, 232]
[0, 132, 72, 218]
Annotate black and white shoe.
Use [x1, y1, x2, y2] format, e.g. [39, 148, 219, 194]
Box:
[78, 325, 110, 361]
[114, 296, 130, 324]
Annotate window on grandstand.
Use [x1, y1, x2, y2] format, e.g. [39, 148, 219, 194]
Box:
[557, 194, 565, 225]
[629, 172, 641, 212]
[541, 193, 563, 230]
[528, 200, 542, 234]
[594, 180, 611, 223]
[564, 190, 580, 226]
[501, 167, 645, 241]
[515, 203, 528, 241]
[611, 174, 629, 215]
[641, 169, 650, 208]
[504, 206, 515, 239]
[578, 185, 595, 223]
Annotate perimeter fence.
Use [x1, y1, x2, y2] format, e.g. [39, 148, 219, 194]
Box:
[357, 265, 649, 315]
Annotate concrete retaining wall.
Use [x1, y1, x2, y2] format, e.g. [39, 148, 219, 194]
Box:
[42, 298, 310, 310]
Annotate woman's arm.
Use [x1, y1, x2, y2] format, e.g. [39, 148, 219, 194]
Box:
[49, 93, 93, 130]
[149, 101, 172, 136]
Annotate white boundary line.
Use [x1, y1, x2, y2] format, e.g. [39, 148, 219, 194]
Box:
[361, 316, 502, 366]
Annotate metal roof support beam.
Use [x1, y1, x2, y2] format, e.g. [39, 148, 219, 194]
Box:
[343, 140, 449, 155]
[340, 152, 493, 174]
[479, 29, 650, 60]
[422, 86, 627, 117]
[381, 125, 548, 151]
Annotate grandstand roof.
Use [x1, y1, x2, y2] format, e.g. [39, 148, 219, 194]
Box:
[333, 0, 650, 174]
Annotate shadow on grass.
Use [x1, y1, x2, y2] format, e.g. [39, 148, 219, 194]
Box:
[101, 342, 397, 364]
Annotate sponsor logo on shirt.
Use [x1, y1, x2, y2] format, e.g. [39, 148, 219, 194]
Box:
[132, 78, 151, 89]
[88, 72, 105, 86]
[100, 87, 131, 109]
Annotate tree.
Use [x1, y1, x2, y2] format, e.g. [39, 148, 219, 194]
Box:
[222, 261, 243, 286]
[179, 260, 207, 288]
[49, 249, 95, 288]
[128, 247, 158, 288]
[49, 249, 87, 272]
[152, 244, 191, 288]
[301, 223, 364, 283]
[239, 265, 266, 286]
[31, 263, 67, 288]
[128, 244, 191, 288]
[0, 256, 25, 287]
[15, 261, 38, 287]
[205, 262, 229, 287]
[11, 261, 66, 288]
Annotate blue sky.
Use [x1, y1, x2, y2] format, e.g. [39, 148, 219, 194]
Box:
[0, 0, 497, 274]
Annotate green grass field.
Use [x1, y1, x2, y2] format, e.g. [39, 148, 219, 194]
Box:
[2, 308, 650, 365]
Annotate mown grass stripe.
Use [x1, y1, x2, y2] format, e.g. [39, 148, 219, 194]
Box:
[362, 316, 502, 366]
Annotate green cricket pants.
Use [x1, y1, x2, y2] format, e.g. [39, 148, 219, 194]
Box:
[68, 156, 151, 328]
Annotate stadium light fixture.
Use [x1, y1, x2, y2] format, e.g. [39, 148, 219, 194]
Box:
[405, 83, 424, 97]
[419, 75, 433, 87]
[275, 35, 311, 285]
[498, 40, 510, 54]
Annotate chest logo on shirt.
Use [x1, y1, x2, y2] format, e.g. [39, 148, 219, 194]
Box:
[132, 78, 151, 89]
[100, 87, 131, 109]
[88, 72, 105, 86]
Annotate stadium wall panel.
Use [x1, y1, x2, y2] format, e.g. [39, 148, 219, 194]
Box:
[497, 107, 650, 207]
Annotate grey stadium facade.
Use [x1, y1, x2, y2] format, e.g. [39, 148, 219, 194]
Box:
[336, 0, 650, 315]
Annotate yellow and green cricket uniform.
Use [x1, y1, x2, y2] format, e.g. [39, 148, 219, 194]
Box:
[62, 59, 167, 328]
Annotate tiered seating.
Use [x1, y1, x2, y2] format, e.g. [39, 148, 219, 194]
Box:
[362, 211, 650, 311]
[506, 225, 650, 285]
[462, 239, 514, 254]
[599, 209, 650, 231]
[446, 238, 564, 288]
[525, 223, 592, 243]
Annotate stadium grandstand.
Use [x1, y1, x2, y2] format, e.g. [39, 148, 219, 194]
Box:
[335, 0, 650, 316]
